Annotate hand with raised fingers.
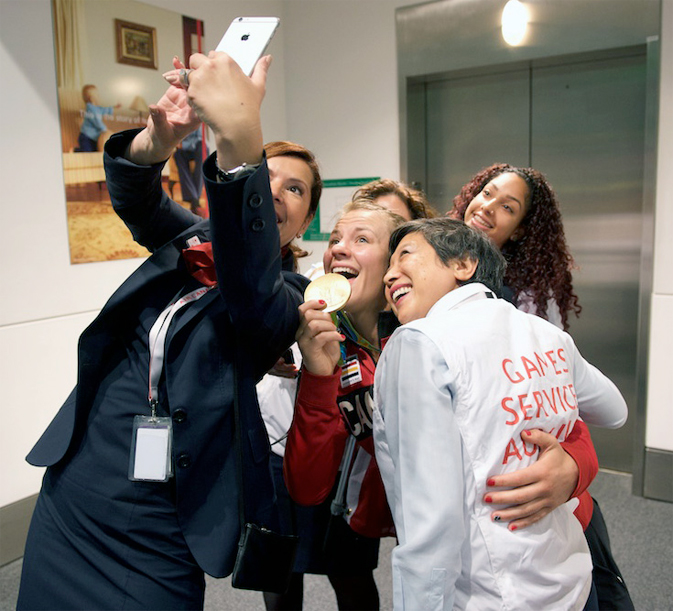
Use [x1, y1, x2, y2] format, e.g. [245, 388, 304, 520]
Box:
[484, 428, 580, 531]
[127, 56, 201, 165]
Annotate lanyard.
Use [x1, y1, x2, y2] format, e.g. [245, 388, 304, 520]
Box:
[147, 285, 216, 416]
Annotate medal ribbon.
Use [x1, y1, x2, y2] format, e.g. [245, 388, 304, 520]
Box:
[332, 310, 381, 365]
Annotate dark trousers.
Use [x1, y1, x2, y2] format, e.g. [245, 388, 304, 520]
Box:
[585, 498, 635, 611]
[76, 132, 98, 152]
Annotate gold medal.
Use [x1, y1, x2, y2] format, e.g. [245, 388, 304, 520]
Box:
[304, 273, 351, 312]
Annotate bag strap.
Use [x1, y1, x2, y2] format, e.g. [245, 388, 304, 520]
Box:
[231, 333, 280, 532]
[330, 435, 357, 517]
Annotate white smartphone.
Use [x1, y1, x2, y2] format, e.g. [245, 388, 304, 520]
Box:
[216, 17, 280, 76]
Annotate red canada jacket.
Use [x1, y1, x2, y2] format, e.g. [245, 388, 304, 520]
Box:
[284, 339, 395, 538]
[284, 337, 598, 536]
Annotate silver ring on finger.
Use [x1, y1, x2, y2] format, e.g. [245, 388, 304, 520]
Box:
[179, 68, 192, 88]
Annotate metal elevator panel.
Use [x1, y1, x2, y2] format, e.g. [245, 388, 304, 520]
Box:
[424, 68, 530, 211]
[418, 49, 646, 472]
[530, 52, 646, 472]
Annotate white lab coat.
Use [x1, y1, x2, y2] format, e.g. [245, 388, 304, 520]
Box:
[373, 283, 627, 611]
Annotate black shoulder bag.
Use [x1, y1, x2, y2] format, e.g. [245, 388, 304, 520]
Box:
[230, 351, 298, 594]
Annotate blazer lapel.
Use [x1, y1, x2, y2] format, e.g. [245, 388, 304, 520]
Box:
[171, 286, 222, 338]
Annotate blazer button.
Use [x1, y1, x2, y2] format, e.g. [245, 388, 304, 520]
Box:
[177, 454, 191, 469]
[251, 218, 265, 232]
[248, 193, 263, 208]
[173, 409, 187, 424]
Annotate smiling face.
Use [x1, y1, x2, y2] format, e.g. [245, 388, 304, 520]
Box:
[268, 156, 314, 248]
[323, 209, 394, 321]
[463, 172, 530, 249]
[384, 233, 477, 325]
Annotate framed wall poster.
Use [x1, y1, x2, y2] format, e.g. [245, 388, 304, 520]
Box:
[115, 19, 157, 69]
[52, 0, 202, 264]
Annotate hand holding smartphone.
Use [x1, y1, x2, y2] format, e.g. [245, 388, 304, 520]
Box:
[216, 17, 280, 76]
[163, 17, 279, 88]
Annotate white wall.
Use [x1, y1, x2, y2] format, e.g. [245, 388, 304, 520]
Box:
[1, 0, 671, 508]
[0, 0, 404, 508]
[1, 0, 147, 506]
[286, 0, 410, 270]
[646, 0, 673, 451]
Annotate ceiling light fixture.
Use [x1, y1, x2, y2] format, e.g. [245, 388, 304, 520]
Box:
[501, 0, 528, 46]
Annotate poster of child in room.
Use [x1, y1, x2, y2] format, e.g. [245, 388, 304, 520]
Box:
[53, 0, 204, 263]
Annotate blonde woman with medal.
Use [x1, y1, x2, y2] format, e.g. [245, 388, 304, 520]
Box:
[258, 183, 435, 611]
[284, 200, 405, 610]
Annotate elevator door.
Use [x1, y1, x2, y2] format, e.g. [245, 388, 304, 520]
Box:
[420, 50, 646, 472]
[425, 67, 530, 205]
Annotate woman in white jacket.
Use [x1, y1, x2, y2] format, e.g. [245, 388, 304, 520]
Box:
[374, 218, 627, 611]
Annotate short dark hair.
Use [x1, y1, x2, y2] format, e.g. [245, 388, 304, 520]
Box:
[389, 218, 506, 296]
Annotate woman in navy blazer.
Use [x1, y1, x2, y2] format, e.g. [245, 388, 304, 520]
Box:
[18, 53, 321, 610]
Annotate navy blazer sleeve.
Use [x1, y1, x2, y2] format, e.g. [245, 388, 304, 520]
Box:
[104, 129, 199, 252]
[104, 128, 307, 375]
[202, 153, 308, 378]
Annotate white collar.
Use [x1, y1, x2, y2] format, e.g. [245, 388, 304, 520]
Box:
[426, 283, 496, 319]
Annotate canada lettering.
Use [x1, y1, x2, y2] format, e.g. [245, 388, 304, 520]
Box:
[338, 388, 374, 440]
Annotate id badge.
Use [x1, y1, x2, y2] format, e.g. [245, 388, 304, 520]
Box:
[128, 416, 173, 482]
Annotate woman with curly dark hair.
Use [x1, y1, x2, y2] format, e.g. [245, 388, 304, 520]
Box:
[450, 163, 581, 331]
[450, 163, 634, 610]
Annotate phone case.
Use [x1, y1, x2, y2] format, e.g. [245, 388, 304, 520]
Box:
[216, 17, 280, 76]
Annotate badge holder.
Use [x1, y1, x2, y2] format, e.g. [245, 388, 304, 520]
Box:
[130, 285, 214, 483]
[128, 405, 173, 482]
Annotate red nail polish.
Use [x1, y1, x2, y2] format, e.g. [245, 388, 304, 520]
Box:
[525, 430, 532, 436]
[318, 300, 326, 305]
[487, 478, 495, 487]
[510, 524, 518, 531]
[484, 495, 492, 503]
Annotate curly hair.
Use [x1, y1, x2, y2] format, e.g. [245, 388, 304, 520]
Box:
[352, 178, 438, 220]
[449, 163, 581, 331]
